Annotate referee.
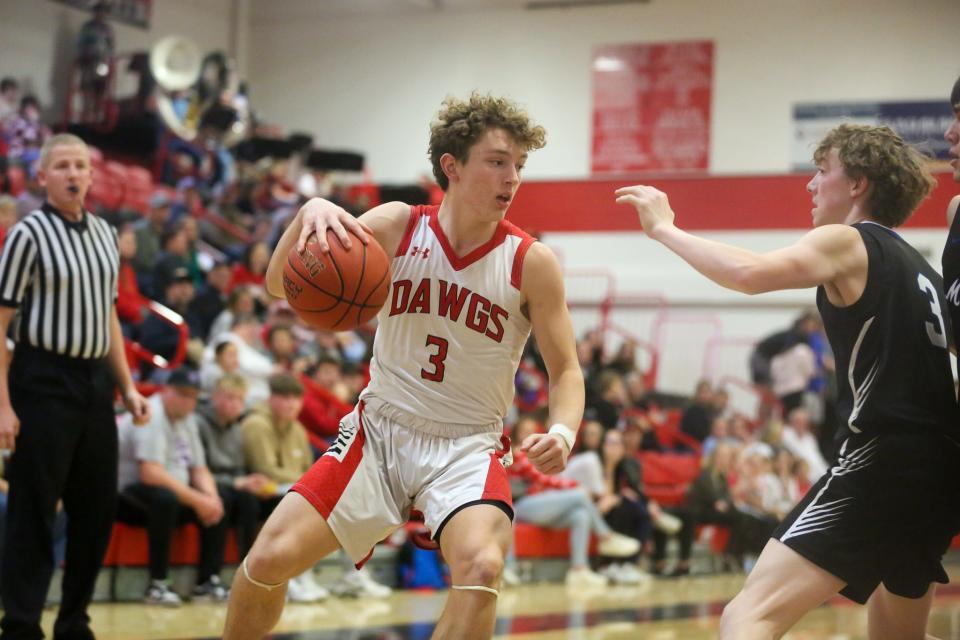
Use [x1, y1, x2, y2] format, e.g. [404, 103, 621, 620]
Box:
[0, 134, 149, 640]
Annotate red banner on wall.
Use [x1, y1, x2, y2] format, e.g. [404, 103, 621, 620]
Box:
[591, 40, 713, 175]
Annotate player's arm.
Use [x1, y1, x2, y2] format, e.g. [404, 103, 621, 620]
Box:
[948, 195, 960, 227]
[520, 243, 585, 475]
[264, 198, 410, 298]
[615, 185, 866, 297]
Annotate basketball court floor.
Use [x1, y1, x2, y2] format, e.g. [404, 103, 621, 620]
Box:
[33, 564, 960, 639]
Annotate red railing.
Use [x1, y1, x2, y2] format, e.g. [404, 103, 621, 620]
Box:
[124, 300, 189, 378]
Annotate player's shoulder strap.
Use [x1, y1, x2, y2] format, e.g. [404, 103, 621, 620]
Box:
[501, 220, 537, 290]
[395, 204, 437, 257]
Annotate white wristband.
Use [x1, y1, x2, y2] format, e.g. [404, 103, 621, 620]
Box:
[548, 423, 576, 452]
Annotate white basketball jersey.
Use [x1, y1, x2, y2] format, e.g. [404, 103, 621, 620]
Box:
[361, 205, 535, 427]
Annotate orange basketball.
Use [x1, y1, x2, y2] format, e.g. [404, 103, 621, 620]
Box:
[282, 229, 391, 331]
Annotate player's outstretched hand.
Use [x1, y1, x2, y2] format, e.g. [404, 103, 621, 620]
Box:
[521, 432, 570, 475]
[296, 198, 373, 253]
[614, 185, 675, 239]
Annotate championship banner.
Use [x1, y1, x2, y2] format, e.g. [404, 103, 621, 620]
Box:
[793, 100, 954, 170]
[591, 40, 713, 174]
[50, 0, 153, 29]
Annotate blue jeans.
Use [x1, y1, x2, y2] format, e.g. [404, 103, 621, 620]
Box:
[513, 488, 611, 568]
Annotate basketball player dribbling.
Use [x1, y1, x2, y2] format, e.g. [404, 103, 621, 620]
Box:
[223, 94, 585, 640]
[618, 123, 960, 640]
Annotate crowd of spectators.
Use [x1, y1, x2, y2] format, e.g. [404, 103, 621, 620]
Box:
[0, 62, 840, 602]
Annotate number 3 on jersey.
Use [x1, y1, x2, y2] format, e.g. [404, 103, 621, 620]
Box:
[918, 273, 948, 349]
[421, 335, 449, 382]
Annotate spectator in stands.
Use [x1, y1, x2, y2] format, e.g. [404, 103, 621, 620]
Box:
[780, 407, 829, 484]
[589, 370, 628, 430]
[133, 191, 172, 283]
[195, 374, 273, 577]
[180, 215, 204, 286]
[686, 442, 771, 570]
[229, 241, 269, 298]
[189, 260, 232, 342]
[0, 195, 18, 249]
[679, 379, 715, 446]
[701, 416, 730, 457]
[596, 428, 656, 584]
[773, 448, 804, 515]
[769, 338, 816, 416]
[75, 1, 115, 122]
[200, 338, 238, 391]
[240, 373, 326, 602]
[606, 339, 638, 375]
[116, 367, 229, 606]
[138, 266, 203, 379]
[14, 169, 43, 218]
[712, 388, 732, 420]
[0, 78, 20, 127]
[208, 314, 272, 406]
[734, 443, 786, 523]
[562, 418, 605, 497]
[577, 329, 604, 390]
[116, 222, 148, 334]
[508, 416, 640, 588]
[152, 220, 191, 295]
[299, 357, 352, 450]
[5, 95, 51, 169]
[308, 355, 349, 403]
[208, 285, 256, 342]
[624, 369, 651, 410]
[266, 325, 301, 372]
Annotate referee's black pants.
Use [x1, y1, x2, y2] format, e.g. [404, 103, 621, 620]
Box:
[0, 347, 117, 640]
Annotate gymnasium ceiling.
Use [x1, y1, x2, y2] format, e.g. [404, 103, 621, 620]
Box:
[250, 0, 651, 21]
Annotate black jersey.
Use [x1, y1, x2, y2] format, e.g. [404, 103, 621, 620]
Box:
[818, 222, 960, 444]
[941, 209, 960, 354]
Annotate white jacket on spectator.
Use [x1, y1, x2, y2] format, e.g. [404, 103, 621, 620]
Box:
[202, 332, 272, 406]
[781, 425, 829, 483]
[770, 342, 815, 399]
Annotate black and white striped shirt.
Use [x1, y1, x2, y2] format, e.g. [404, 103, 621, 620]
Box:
[0, 203, 119, 359]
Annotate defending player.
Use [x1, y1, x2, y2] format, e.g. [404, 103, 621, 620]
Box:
[617, 123, 960, 639]
[223, 93, 587, 640]
[941, 74, 960, 351]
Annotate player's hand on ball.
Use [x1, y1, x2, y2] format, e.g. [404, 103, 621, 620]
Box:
[614, 185, 675, 239]
[521, 432, 570, 475]
[296, 198, 373, 253]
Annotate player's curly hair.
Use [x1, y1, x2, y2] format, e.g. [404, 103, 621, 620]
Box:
[813, 124, 936, 228]
[428, 92, 546, 191]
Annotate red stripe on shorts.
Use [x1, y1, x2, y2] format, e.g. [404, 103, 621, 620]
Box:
[291, 403, 367, 519]
[480, 452, 513, 507]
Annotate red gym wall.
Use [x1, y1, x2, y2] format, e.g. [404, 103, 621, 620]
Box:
[507, 173, 957, 233]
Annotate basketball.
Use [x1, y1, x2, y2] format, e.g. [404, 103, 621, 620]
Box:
[282, 229, 391, 331]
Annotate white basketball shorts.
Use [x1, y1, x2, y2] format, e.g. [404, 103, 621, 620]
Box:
[291, 397, 513, 565]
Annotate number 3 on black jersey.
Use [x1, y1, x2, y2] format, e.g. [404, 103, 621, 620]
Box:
[918, 273, 948, 349]
[421, 335, 449, 382]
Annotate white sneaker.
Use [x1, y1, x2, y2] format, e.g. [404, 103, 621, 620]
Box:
[597, 563, 623, 583]
[287, 571, 329, 603]
[565, 566, 608, 588]
[597, 532, 641, 558]
[331, 567, 392, 598]
[613, 563, 651, 585]
[144, 580, 182, 607]
[501, 566, 521, 588]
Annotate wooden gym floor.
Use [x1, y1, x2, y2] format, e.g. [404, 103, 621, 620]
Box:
[33, 564, 960, 639]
